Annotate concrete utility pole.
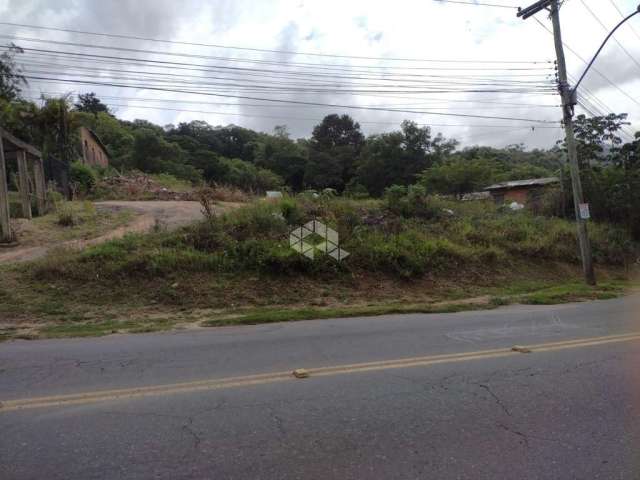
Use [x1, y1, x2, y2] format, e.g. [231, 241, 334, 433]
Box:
[549, 0, 595, 285]
[518, 0, 596, 286]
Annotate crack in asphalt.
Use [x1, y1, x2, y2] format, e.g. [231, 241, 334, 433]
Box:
[476, 383, 511, 417]
[265, 404, 288, 441]
[181, 417, 202, 452]
[497, 422, 530, 448]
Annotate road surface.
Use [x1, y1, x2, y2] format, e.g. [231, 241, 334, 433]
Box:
[1, 296, 640, 479]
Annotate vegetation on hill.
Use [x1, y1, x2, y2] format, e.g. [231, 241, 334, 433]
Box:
[1, 194, 637, 339]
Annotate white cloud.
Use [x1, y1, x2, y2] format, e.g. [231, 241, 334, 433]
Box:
[3, 0, 638, 148]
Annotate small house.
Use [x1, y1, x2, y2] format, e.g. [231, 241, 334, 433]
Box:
[484, 177, 560, 206]
[79, 127, 109, 168]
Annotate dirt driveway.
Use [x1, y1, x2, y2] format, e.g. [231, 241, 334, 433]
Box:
[0, 200, 241, 264]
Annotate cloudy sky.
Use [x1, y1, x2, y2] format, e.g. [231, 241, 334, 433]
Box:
[1, 0, 639, 149]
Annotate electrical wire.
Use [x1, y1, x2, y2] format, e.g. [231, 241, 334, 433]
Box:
[607, 0, 640, 43]
[30, 90, 561, 109]
[17, 60, 555, 90]
[0, 35, 551, 71]
[25, 94, 563, 129]
[0, 20, 544, 63]
[578, 0, 640, 74]
[18, 74, 561, 123]
[430, 0, 516, 8]
[533, 16, 640, 107]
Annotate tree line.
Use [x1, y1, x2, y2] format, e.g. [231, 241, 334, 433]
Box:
[1, 45, 639, 238]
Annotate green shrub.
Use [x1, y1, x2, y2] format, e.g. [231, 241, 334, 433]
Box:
[221, 203, 288, 241]
[69, 162, 97, 195]
[279, 197, 305, 225]
[184, 219, 232, 252]
[384, 185, 407, 212]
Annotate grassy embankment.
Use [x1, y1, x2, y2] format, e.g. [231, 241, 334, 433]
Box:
[1, 194, 637, 340]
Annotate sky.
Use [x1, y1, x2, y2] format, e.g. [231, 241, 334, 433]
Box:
[1, 0, 639, 149]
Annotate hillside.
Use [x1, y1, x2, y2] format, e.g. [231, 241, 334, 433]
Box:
[1, 194, 637, 340]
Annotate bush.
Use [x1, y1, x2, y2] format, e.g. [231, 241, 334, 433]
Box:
[383, 186, 441, 219]
[220, 203, 289, 241]
[69, 162, 97, 195]
[279, 197, 305, 225]
[56, 201, 79, 226]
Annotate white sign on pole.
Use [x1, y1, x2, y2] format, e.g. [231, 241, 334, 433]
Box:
[579, 203, 590, 220]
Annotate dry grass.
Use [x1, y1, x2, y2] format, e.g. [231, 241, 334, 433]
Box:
[8, 201, 134, 248]
[208, 184, 252, 202]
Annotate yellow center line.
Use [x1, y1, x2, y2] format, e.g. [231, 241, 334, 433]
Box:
[2, 331, 640, 412]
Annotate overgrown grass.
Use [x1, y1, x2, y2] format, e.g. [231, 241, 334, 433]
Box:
[28, 195, 637, 283]
[1, 194, 638, 339]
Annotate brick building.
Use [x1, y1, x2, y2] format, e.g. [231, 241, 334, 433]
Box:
[79, 127, 109, 168]
[484, 177, 560, 206]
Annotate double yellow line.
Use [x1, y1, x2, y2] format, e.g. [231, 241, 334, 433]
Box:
[2, 331, 640, 412]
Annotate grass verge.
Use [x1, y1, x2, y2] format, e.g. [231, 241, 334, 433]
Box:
[0, 278, 633, 341]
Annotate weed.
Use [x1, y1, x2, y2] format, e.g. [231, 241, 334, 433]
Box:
[55, 201, 79, 227]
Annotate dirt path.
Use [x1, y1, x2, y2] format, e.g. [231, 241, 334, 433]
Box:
[0, 200, 241, 264]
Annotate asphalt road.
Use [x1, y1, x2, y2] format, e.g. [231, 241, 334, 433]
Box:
[1, 296, 640, 479]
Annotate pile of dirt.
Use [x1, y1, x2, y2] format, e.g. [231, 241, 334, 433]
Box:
[95, 173, 196, 201]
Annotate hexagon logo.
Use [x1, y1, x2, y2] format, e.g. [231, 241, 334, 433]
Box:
[289, 220, 349, 261]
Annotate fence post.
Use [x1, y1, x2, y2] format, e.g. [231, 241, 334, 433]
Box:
[33, 156, 47, 215]
[0, 134, 12, 242]
[16, 149, 32, 220]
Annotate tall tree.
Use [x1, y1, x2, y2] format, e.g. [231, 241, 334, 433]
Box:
[561, 113, 629, 168]
[74, 92, 110, 116]
[0, 43, 26, 101]
[253, 126, 307, 191]
[355, 121, 456, 196]
[418, 156, 495, 199]
[618, 132, 640, 170]
[305, 114, 364, 190]
[36, 95, 79, 165]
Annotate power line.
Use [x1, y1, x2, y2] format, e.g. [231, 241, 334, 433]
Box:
[14, 63, 556, 95]
[12, 48, 554, 78]
[0, 21, 543, 63]
[26, 94, 563, 129]
[15, 54, 554, 85]
[578, 0, 640, 74]
[5, 45, 555, 79]
[18, 72, 555, 96]
[533, 16, 640, 107]
[607, 0, 640, 43]
[0, 35, 551, 71]
[17, 59, 555, 90]
[430, 0, 516, 8]
[19, 74, 561, 123]
[568, 73, 636, 141]
[31, 90, 560, 109]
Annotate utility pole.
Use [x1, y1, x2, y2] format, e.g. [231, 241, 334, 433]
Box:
[518, 0, 596, 285]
